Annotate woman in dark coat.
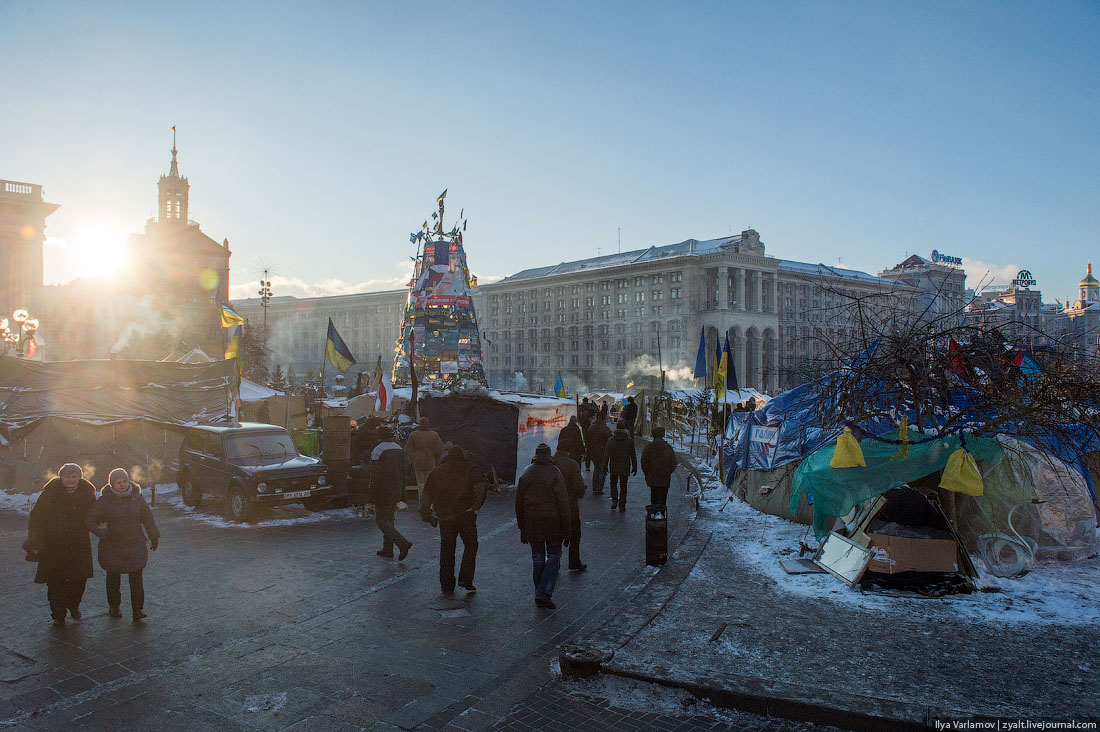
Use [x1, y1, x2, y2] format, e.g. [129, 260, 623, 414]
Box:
[85, 468, 159, 621]
[26, 464, 96, 626]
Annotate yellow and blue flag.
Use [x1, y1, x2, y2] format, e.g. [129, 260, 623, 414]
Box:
[221, 303, 244, 328]
[324, 318, 356, 373]
[225, 324, 242, 360]
[693, 327, 707, 381]
[554, 372, 566, 398]
[714, 335, 727, 399]
[436, 189, 447, 203]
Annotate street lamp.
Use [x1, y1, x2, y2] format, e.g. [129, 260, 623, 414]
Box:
[1, 310, 39, 357]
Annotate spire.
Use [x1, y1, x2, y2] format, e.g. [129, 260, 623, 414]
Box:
[168, 125, 179, 178]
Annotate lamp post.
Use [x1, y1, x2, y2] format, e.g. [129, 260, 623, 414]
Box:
[1, 310, 39, 357]
[258, 272, 273, 377]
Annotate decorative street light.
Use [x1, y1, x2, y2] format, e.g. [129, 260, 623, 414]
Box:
[1, 310, 39, 357]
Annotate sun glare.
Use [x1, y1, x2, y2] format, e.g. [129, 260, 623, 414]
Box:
[73, 225, 128, 279]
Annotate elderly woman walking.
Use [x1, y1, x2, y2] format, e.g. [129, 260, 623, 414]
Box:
[85, 468, 159, 621]
[25, 464, 97, 626]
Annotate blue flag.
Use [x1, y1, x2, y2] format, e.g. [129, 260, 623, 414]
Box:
[724, 333, 738, 392]
[325, 318, 357, 372]
[554, 372, 566, 398]
[693, 328, 708, 380]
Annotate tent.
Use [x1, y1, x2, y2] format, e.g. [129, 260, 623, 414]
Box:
[0, 357, 230, 493]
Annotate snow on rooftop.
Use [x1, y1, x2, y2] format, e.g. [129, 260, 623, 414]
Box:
[500, 236, 741, 282]
[778, 259, 904, 287]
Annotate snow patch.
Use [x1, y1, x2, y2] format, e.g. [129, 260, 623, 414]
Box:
[0, 490, 40, 514]
[154, 483, 359, 528]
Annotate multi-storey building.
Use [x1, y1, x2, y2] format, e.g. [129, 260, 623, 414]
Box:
[877, 251, 968, 324]
[232, 291, 407, 384]
[244, 229, 919, 393]
[0, 179, 58, 319]
[41, 138, 231, 361]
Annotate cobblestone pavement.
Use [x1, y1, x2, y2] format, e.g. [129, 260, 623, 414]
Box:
[0, 467, 689, 731]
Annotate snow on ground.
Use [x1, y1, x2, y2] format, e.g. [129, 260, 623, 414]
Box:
[560, 668, 837, 731]
[0, 490, 39, 514]
[152, 483, 360, 528]
[700, 488, 1100, 627]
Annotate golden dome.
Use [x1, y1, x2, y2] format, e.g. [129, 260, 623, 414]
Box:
[1081, 262, 1099, 287]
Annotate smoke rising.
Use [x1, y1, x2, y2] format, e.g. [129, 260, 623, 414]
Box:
[624, 355, 696, 389]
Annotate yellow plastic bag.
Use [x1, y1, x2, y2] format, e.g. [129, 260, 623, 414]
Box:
[939, 448, 984, 496]
[890, 415, 909, 461]
[830, 427, 866, 468]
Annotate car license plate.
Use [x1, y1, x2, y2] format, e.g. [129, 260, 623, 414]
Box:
[283, 490, 311, 499]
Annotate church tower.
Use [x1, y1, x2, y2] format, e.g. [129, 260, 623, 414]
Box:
[1079, 262, 1098, 304]
[155, 126, 189, 230]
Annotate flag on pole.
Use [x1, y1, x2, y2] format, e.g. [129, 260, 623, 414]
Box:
[225, 324, 243, 359]
[625, 379, 635, 389]
[436, 189, 447, 203]
[693, 328, 708, 381]
[554, 372, 566, 398]
[220, 303, 244, 327]
[724, 334, 738, 393]
[375, 369, 394, 413]
[24, 336, 38, 358]
[714, 336, 728, 400]
[324, 319, 356, 372]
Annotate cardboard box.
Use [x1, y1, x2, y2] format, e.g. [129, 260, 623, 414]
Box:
[866, 533, 959, 574]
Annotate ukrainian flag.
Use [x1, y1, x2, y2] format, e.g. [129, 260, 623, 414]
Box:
[221, 303, 244, 328]
[225, 324, 242, 360]
[554, 372, 566, 398]
[436, 188, 447, 203]
[325, 318, 357, 373]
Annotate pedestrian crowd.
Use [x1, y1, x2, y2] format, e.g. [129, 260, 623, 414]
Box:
[23, 398, 678, 625]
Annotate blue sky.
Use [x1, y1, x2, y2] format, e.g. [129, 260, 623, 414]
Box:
[2, 1, 1097, 303]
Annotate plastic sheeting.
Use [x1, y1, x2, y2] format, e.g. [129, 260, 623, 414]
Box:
[790, 429, 1003, 539]
[418, 394, 519, 483]
[724, 382, 844, 473]
[956, 436, 1100, 566]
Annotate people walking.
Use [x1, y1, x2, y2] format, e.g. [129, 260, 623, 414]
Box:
[585, 415, 612, 496]
[370, 429, 415, 560]
[404, 416, 446, 502]
[603, 421, 637, 512]
[578, 398, 598, 470]
[85, 468, 159, 621]
[552, 446, 586, 572]
[621, 396, 639, 437]
[421, 446, 484, 595]
[641, 426, 678, 507]
[26, 464, 96, 626]
[515, 443, 571, 609]
[556, 415, 586, 466]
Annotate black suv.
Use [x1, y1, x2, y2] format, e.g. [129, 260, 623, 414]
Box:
[177, 423, 341, 522]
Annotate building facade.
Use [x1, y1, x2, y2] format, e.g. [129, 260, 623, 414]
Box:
[0, 179, 58, 319]
[41, 139, 231, 361]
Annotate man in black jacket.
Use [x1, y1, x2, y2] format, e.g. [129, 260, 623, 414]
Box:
[585, 415, 612, 496]
[421, 447, 484, 594]
[552, 447, 586, 572]
[602, 422, 637, 512]
[620, 396, 639, 437]
[640, 426, 678, 506]
[556, 416, 586, 465]
[515, 444, 571, 609]
[370, 429, 415, 560]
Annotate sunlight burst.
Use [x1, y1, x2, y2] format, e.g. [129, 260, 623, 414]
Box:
[73, 225, 128, 278]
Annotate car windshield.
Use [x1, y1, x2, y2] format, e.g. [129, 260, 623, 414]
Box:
[224, 432, 297, 460]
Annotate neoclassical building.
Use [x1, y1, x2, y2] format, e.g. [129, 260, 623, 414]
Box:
[0, 179, 58, 319]
[241, 229, 928, 393]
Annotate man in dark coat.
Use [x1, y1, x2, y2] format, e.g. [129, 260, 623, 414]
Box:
[370, 428, 415, 560]
[85, 468, 159, 621]
[640, 426, 678, 507]
[421, 447, 484, 594]
[552, 447, 586, 572]
[578, 399, 598, 469]
[621, 396, 639, 437]
[556, 416, 586, 465]
[26, 464, 96, 625]
[515, 444, 571, 609]
[585, 415, 612, 496]
[602, 422, 637, 512]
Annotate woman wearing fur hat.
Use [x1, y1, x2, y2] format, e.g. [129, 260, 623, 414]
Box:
[85, 468, 160, 621]
[25, 464, 97, 626]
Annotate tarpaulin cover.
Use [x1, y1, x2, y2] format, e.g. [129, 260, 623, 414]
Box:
[0, 357, 229, 438]
[418, 394, 519, 482]
[790, 428, 1003, 539]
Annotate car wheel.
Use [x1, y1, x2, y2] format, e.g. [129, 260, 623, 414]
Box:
[302, 496, 328, 512]
[179, 471, 202, 508]
[226, 483, 252, 523]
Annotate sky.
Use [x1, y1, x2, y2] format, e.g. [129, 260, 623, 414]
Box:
[2, 1, 1098, 304]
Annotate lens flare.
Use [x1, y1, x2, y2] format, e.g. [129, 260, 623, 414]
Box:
[73, 225, 128, 278]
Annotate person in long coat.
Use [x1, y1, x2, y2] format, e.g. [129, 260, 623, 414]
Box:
[556, 416, 586, 466]
[421, 446, 484, 594]
[404, 417, 446, 501]
[640, 426, 678, 506]
[585, 415, 612, 496]
[602, 422, 638, 512]
[85, 468, 159, 621]
[551, 447, 586, 572]
[515, 443, 571, 609]
[26, 464, 97, 625]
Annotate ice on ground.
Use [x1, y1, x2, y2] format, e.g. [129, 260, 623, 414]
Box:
[0, 490, 39, 514]
[154, 483, 359, 528]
